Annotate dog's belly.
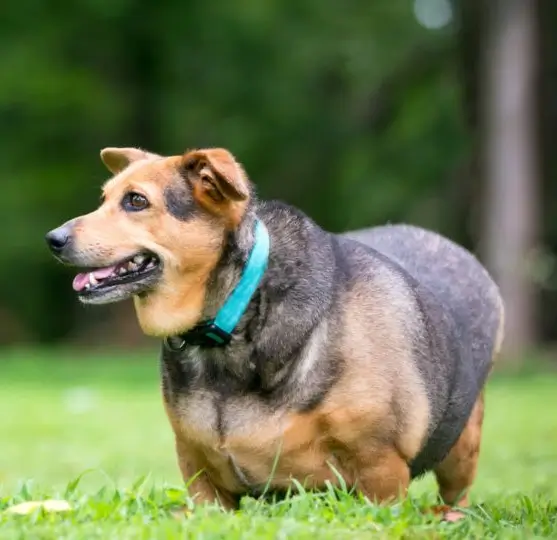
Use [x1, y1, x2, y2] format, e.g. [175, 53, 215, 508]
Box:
[171, 391, 350, 494]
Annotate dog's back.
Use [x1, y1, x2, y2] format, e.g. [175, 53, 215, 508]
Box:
[343, 224, 504, 476]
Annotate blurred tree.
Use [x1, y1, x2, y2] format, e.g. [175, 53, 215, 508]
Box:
[480, 0, 541, 361]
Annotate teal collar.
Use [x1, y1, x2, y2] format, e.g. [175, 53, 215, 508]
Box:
[165, 219, 270, 350]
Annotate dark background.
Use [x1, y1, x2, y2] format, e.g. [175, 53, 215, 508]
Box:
[1, 0, 555, 365]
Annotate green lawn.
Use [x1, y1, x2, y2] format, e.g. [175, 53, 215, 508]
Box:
[0, 349, 556, 539]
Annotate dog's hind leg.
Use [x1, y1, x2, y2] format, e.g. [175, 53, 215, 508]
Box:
[432, 293, 504, 521]
[431, 391, 485, 520]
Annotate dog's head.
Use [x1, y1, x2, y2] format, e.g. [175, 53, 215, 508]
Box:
[45, 147, 251, 336]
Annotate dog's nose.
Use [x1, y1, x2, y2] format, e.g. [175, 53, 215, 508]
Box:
[45, 226, 71, 254]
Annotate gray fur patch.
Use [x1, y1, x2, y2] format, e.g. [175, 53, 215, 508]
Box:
[164, 183, 197, 221]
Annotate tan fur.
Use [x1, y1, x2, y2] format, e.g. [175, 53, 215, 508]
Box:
[221, 410, 348, 492]
[100, 147, 161, 174]
[165, 403, 237, 509]
[356, 448, 411, 502]
[324, 274, 430, 463]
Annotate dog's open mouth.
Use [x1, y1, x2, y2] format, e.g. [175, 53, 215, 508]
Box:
[72, 252, 161, 301]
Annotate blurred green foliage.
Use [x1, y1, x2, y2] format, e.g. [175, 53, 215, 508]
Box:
[1, 1, 553, 344]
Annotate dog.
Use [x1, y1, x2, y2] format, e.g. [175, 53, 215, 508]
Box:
[46, 147, 504, 518]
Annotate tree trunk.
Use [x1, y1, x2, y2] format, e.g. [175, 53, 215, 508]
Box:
[480, 0, 540, 361]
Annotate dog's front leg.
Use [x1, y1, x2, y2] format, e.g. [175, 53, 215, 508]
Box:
[174, 438, 238, 512]
[355, 447, 411, 503]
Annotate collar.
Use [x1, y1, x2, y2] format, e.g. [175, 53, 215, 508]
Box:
[164, 219, 270, 351]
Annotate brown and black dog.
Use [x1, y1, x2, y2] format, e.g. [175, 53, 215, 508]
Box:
[46, 147, 504, 518]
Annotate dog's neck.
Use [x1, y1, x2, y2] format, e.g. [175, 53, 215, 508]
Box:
[201, 210, 260, 323]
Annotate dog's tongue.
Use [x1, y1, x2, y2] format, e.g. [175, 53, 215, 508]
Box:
[72, 266, 117, 292]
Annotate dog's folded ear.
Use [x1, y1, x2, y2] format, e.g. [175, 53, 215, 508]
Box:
[182, 149, 250, 203]
[100, 147, 160, 175]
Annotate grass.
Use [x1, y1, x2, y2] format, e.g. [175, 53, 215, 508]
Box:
[0, 348, 556, 538]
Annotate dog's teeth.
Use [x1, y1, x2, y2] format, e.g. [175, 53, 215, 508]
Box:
[118, 267, 127, 275]
[89, 273, 98, 286]
[84, 283, 91, 290]
[146, 261, 155, 269]
[128, 261, 139, 272]
[133, 254, 146, 265]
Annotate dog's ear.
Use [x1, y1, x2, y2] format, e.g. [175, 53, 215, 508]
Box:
[100, 147, 160, 175]
[182, 148, 250, 203]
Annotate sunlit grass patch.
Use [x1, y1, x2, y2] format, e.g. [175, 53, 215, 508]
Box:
[1, 351, 556, 538]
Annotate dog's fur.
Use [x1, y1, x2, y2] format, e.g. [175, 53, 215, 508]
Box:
[46, 147, 504, 514]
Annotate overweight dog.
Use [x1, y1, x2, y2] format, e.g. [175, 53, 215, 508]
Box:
[46, 147, 504, 518]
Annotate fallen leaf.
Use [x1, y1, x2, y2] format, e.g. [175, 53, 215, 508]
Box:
[4, 500, 72, 515]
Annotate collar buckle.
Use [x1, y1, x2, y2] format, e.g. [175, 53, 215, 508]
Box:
[164, 320, 232, 350]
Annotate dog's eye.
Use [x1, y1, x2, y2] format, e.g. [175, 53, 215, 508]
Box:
[122, 192, 149, 212]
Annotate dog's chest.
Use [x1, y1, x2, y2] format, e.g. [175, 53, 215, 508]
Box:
[167, 385, 343, 494]
[161, 333, 346, 493]
[172, 387, 278, 445]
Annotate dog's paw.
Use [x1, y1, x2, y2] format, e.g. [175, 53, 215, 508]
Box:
[442, 509, 466, 522]
[428, 504, 467, 522]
